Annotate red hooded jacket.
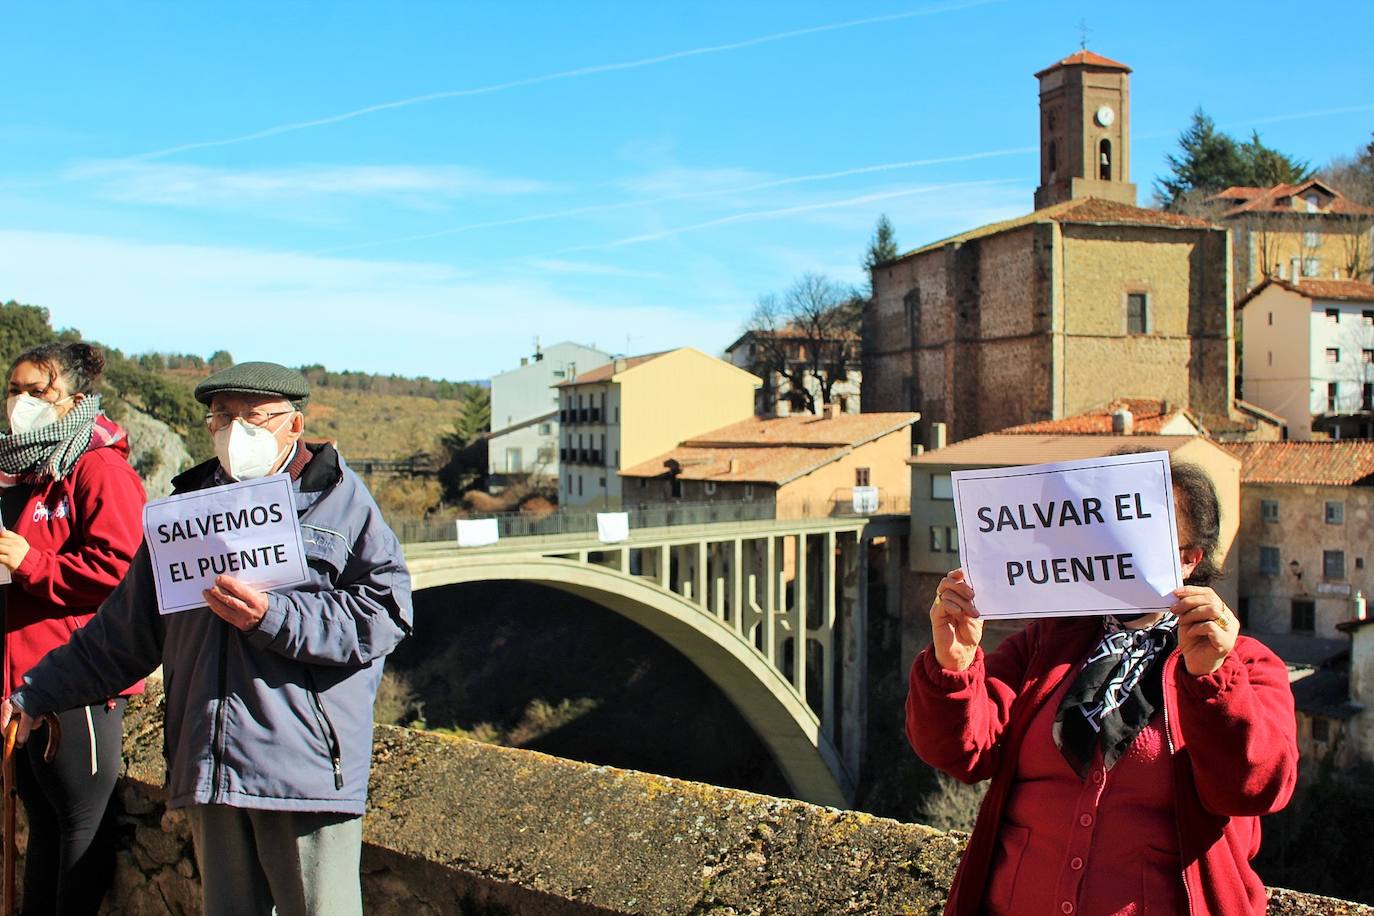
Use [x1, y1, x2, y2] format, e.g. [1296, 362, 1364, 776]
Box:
[3, 417, 147, 697]
[907, 616, 1298, 916]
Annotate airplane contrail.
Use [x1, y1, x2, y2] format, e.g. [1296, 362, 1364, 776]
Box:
[317, 146, 1037, 254]
[551, 178, 1020, 254]
[132, 0, 1008, 160]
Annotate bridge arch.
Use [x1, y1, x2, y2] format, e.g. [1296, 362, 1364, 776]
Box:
[408, 554, 850, 808]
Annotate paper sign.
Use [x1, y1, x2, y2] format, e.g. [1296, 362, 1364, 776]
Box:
[852, 486, 879, 514]
[143, 474, 308, 615]
[456, 518, 500, 547]
[597, 512, 630, 544]
[951, 451, 1182, 618]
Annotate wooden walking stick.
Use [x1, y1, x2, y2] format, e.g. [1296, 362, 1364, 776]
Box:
[3, 717, 17, 916]
[2, 713, 59, 916]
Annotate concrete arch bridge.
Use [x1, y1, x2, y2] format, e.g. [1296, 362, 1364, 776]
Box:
[403, 514, 905, 808]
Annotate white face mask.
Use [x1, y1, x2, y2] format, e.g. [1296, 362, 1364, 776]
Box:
[6, 393, 70, 435]
[213, 415, 294, 481]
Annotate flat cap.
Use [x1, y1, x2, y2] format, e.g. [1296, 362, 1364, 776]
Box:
[194, 361, 310, 408]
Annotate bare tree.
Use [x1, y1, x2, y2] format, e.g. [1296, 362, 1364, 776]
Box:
[744, 274, 862, 415]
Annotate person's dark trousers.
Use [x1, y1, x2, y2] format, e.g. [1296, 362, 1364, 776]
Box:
[15, 699, 126, 916]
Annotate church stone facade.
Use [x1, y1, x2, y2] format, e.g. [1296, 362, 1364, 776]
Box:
[864, 52, 1237, 444]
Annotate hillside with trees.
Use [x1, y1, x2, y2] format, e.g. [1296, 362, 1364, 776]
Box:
[0, 299, 491, 516]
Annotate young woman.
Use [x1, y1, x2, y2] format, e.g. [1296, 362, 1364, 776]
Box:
[0, 342, 146, 914]
[907, 462, 1298, 916]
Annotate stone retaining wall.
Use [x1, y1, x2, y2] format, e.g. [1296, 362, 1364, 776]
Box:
[101, 686, 1370, 915]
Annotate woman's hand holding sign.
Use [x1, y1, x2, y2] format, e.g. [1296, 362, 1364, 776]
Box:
[203, 574, 270, 631]
[931, 569, 983, 672]
[1171, 586, 1237, 676]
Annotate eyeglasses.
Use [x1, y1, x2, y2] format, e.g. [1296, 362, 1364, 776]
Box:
[204, 409, 294, 432]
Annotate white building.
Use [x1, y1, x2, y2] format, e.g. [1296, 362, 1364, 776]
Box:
[1239, 277, 1374, 440]
[488, 342, 612, 487]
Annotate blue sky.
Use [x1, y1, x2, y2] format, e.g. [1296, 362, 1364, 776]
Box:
[3, 0, 1372, 380]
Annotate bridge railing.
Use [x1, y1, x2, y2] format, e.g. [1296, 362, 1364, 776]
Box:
[387, 499, 779, 544]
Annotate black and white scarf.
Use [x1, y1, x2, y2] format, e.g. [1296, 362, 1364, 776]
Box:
[1053, 615, 1179, 777]
[0, 395, 103, 486]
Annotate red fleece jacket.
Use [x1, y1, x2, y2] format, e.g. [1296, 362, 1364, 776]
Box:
[906, 617, 1298, 916]
[3, 422, 147, 697]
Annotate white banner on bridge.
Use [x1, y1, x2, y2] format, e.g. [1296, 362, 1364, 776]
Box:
[456, 518, 500, 547]
[143, 474, 308, 615]
[951, 451, 1182, 619]
[597, 512, 630, 544]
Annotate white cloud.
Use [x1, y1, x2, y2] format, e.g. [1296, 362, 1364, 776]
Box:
[61, 160, 550, 209]
[526, 259, 668, 279]
[0, 229, 739, 379]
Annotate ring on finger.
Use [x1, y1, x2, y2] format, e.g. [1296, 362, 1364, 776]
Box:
[1215, 613, 1229, 630]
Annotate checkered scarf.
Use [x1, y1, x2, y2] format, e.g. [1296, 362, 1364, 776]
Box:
[0, 395, 110, 486]
[1053, 614, 1179, 777]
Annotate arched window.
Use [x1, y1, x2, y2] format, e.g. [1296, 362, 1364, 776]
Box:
[1047, 141, 1058, 179]
[1099, 139, 1112, 181]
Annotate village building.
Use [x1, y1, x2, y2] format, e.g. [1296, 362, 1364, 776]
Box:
[488, 341, 612, 489]
[1208, 179, 1374, 300]
[725, 327, 862, 417]
[1238, 277, 1374, 439]
[864, 51, 1250, 444]
[619, 408, 917, 519]
[1224, 441, 1374, 641]
[556, 348, 759, 509]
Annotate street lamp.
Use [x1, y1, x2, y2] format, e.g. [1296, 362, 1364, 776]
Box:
[1289, 559, 1303, 582]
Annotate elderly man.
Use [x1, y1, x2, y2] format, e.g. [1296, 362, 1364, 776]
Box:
[3, 362, 412, 916]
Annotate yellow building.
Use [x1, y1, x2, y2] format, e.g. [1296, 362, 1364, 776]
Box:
[556, 348, 760, 508]
[620, 408, 918, 519]
[1210, 179, 1374, 301]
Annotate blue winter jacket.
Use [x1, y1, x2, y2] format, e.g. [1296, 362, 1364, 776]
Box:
[14, 443, 413, 815]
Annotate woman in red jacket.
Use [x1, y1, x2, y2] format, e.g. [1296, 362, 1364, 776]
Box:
[907, 462, 1297, 916]
[0, 342, 146, 915]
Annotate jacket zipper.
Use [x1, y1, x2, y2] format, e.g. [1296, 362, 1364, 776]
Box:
[1162, 654, 1196, 916]
[209, 624, 230, 803]
[304, 670, 344, 790]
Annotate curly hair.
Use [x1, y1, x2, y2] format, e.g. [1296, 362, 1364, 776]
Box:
[9, 342, 106, 396]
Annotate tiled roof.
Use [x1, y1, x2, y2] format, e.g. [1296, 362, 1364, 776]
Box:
[1002, 398, 1202, 436]
[557, 351, 668, 386]
[685, 412, 917, 448]
[1237, 276, 1374, 309]
[1213, 186, 1267, 201]
[895, 197, 1214, 261]
[908, 433, 1201, 466]
[1212, 179, 1374, 218]
[1289, 668, 1361, 720]
[1223, 441, 1374, 485]
[621, 445, 851, 485]
[1034, 50, 1131, 77]
[621, 412, 918, 485]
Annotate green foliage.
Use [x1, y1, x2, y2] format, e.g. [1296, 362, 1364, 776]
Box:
[207, 350, 234, 371]
[864, 214, 899, 273]
[438, 388, 490, 500]
[298, 363, 479, 401]
[1156, 109, 1311, 206]
[0, 301, 59, 369]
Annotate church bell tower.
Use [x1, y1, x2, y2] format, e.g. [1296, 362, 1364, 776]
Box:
[1033, 50, 1137, 209]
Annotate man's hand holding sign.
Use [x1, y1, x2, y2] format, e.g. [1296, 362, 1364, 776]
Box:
[932, 451, 1237, 674]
